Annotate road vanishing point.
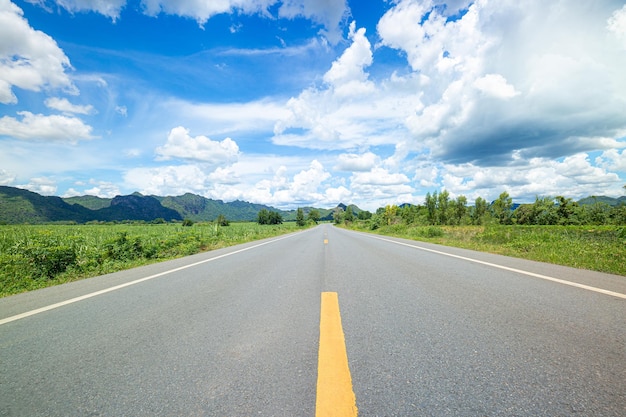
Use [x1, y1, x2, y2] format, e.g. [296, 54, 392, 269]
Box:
[1, 224, 625, 416]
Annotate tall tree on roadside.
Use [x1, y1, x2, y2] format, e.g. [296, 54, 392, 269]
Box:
[452, 195, 468, 225]
[492, 191, 513, 224]
[296, 208, 306, 226]
[308, 209, 320, 224]
[425, 192, 437, 225]
[471, 196, 488, 225]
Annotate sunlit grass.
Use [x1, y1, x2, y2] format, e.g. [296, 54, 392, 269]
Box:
[344, 223, 626, 276]
[0, 222, 307, 297]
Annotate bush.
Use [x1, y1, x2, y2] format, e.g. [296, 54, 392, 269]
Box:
[26, 245, 77, 279]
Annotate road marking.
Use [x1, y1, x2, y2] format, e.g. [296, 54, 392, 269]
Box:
[316, 292, 358, 417]
[368, 235, 626, 300]
[0, 233, 299, 326]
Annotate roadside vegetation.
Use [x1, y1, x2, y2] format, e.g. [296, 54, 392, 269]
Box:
[337, 190, 626, 276]
[0, 221, 309, 297]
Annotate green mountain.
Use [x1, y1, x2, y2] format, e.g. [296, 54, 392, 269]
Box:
[0, 186, 360, 224]
[0, 186, 94, 223]
[0, 186, 180, 224]
[577, 196, 626, 206]
[64, 195, 111, 210]
[156, 193, 277, 222]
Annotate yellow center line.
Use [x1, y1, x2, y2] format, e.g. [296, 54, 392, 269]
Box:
[316, 292, 358, 417]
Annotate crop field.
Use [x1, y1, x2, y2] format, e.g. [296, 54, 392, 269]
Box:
[345, 223, 626, 276]
[0, 222, 304, 297]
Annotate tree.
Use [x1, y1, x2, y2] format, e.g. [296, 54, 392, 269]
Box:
[383, 204, 398, 225]
[182, 218, 194, 227]
[257, 209, 282, 225]
[471, 196, 488, 225]
[257, 209, 269, 225]
[216, 214, 229, 226]
[357, 210, 372, 220]
[308, 209, 321, 224]
[452, 195, 467, 225]
[344, 206, 355, 223]
[296, 208, 306, 226]
[333, 207, 344, 224]
[425, 192, 437, 225]
[492, 191, 513, 224]
[437, 190, 450, 225]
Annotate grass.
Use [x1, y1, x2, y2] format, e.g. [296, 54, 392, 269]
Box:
[343, 223, 626, 276]
[0, 222, 308, 297]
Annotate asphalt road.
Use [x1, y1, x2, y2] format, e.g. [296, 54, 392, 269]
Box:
[1, 224, 624, 416]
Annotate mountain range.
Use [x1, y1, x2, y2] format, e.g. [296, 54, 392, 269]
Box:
[1, 185, 622, 225]
[0, 186, 342, 224]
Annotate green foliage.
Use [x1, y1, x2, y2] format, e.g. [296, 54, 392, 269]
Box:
[216, 214, 230, 226]
[307, 209, 321, 224]
[333, 207, 344, 224]
[0, 222, 302, 297]
[257, 209, 283, 225]
[296, 208, 306, 226]
[492, 191, 513, 224]
[342, 222, 625, 276]
[182, 218, 194, 227]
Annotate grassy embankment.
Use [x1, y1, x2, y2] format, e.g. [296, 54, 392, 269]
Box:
[0, 222, 306, 297]
[342, 223, 626, 276]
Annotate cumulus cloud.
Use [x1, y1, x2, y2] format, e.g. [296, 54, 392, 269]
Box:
[34, 0, 127, 20]
[46, 0, 348, 42]
[607, 4, 626, 49]
[273, 26, 420, 150]
[0, 111, 94, 142]
[376, 0, 626, 166]
[45, 97, 95, 115]
[155, 126, 240, 165]
[18, 176, 57, 195]
[279, 0, 349, 43]
[335, 152, 378, 172]
[0, 168, 16, 185]
[0, 0, 76, 104]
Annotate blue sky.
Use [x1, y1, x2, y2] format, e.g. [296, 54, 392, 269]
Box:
[1, 0, 625, 210]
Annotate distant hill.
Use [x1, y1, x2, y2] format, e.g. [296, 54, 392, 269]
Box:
[577, 196, 626, 206]
[155, 193, 277, 222]
[64, 195, 111, 210]
[0, 186, 94, 223]
[0, 186, 182, 224]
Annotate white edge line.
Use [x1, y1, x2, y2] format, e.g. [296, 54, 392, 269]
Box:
[0, 233, 299, 326]
[367, 234, 626, 300]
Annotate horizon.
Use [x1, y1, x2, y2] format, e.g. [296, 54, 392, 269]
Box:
[1, 0, 625, 212]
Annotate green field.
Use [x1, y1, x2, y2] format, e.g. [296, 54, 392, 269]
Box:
[343, 223, 626, 276]
[0, 222, 306, 297]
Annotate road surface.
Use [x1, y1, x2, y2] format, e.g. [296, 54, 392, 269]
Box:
[1, 224, 624, 416]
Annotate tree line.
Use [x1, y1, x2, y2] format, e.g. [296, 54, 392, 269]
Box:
[335, 190, 626, 229]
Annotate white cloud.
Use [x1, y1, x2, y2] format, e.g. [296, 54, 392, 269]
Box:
[48, 0, 126, 20]
[45, 97, 95, 115]
[374, 0, 626, 167]
[0, 111, 94, 142]
[607, 4, 626, 49]
[273, 32, 421, 150]
[473, 73, 519, 99]
[0, 168, 16, 185]
[115, 105, 128, 117]
[0, 0, 76, 103]
[124, 164, 210, 196]
[439, 152, 623, 203]
[64, 179, 121, 198]
[335, 152, 378, 172]
[155, 126, 240, 165]
[323, 21, 372, 87]
[279, 0, 348, 43]
[18, 176, 57, 195]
